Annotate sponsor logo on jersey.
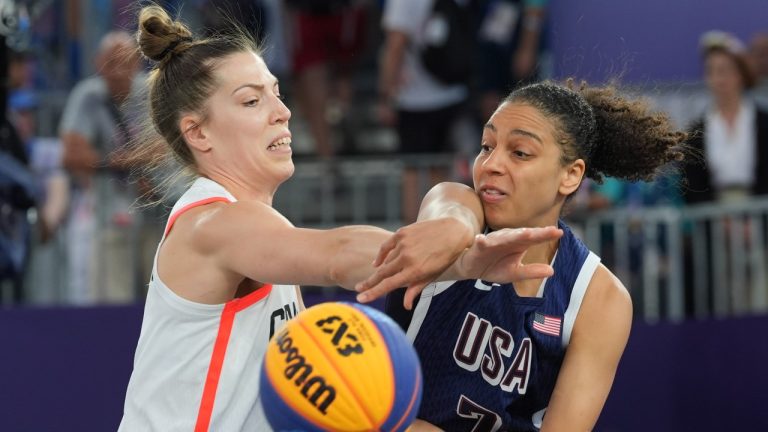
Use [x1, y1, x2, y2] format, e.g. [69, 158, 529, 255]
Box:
[269, 301, 299, 339]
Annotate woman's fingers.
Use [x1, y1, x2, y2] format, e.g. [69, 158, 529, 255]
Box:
[510, 263, 554, 280]
[483, 227, 563, 250]
[372, 235, 398, 267]
[356, 267, 412, 303]
[403, 279, 431, 310]
[357, 247, 405, 292]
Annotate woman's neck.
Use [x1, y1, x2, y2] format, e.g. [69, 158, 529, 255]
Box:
[202, 170, 275, 205]
[512, 215, 561, 265]
[716, 95, 743, 126]
[522, 237, 561, 266]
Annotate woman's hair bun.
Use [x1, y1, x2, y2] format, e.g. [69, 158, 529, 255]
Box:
[137, 5, 194, 63]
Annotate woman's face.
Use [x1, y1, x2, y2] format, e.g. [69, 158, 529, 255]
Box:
[473, 102, 581, 230]
[200, 51, 293, 190]
[705, 51, 745, 101]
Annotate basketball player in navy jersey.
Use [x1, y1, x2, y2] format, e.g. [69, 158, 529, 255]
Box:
[357, 81, 688, 431]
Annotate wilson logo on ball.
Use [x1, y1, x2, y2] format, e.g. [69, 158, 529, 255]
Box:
[275, 329, 336, 414]
[261, 302, 423, 431]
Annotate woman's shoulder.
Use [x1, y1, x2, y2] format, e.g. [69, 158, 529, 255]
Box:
[190, 200, 290, 245]
[585, 264, 632, 321]
[566, 263, 632, 348]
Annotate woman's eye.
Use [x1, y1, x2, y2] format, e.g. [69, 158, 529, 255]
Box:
[514, 150, 530, 158]
[244, 99, 259, 107]
[480, 144, 493, 153]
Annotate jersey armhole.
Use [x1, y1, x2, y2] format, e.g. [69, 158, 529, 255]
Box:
[561, 252, 601, 347]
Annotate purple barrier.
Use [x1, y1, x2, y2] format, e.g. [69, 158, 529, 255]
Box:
[1, 299, 766, 431]
[0, 305, 141, 432]
[549, 0, 768, 83]
[597, 314, 768, 431]
[0, 290, 376, 431]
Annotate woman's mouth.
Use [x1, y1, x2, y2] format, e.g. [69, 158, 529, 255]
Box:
[267, 136, 291, 151]
[480, 187, 506, 203]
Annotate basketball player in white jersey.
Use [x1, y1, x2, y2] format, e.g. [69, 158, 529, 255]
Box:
[118, 6, 563, 431]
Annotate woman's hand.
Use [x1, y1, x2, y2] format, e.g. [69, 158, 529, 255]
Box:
[356, 225, 562, 309]
[355, 217, 474, 307]
[456, 227, 563, 283]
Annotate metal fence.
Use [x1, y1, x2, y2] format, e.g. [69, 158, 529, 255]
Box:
[577, 198, 768, 322]
[273, 154, 459, 228]
[15, 155, 768, 325]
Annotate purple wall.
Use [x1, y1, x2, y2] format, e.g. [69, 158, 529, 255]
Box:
[0, 306, 140, 431]
[2, 299, 767, 431]
[597, 315, 768, 431]
[0, 291, 376, 431]
[549, 0, 768, 83]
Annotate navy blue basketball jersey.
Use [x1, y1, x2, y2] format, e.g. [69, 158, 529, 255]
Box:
[404, 221, 600, 431]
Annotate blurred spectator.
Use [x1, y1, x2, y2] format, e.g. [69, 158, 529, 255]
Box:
[683, 31, 768, 204]
[379, 0, 474, 222]
[9, 89, 68, 244]
[9, 88, 70, 305]
[286, 0, 370, 159]
[200, 0, 268, 42]
[0, 44, 38, 304]
[475, 0, 549, 121]
[58, 31, 145, 305]
[749, 31, 768, 109]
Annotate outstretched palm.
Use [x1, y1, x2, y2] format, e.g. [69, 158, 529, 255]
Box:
[458, 227, 562, 283]
[356, 224, 562, 310]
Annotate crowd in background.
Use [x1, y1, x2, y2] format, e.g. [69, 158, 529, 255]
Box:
[1, 0, 767, 313]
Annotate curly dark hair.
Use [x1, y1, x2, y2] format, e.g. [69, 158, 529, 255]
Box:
[504, 80, 687, 184]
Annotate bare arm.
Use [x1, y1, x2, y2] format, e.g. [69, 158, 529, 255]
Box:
[378, 30, 409, 106]
[541, 264, 632, 431]
[162, 186, 559, 305]
[355, 183, 561, 308]
[355, 183, 483, 305]
[377, 30, 408, 126]
[208, 201, 391, 289]
[60, 131, 100, 181]
[409, 419, 444, 431]
[513, 4, 547, 80]
[158, 199, 394, 303]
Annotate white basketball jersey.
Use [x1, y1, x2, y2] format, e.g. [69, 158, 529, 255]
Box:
[119, 177, 301, 432]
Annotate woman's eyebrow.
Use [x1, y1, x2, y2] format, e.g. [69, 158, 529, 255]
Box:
[509, 128, 543, 144]
[231, 83, 264, 95]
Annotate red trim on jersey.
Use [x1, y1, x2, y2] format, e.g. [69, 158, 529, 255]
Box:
[194, 284, 273, 432]
[164, 197, 232, 237]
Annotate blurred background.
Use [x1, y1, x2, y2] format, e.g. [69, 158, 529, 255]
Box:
[1, 0, 767, 430]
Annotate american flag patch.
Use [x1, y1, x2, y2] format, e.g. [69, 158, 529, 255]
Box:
[532, 312, 562, 337]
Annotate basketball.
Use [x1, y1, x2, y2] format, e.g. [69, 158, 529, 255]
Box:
[260, 302, 422, 431]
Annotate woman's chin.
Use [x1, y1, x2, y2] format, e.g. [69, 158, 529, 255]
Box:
[277, 162, 295, 182]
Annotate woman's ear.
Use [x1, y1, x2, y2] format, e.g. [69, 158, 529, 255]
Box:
[179, 114, 211, 153]
[559, 158, 585, 195]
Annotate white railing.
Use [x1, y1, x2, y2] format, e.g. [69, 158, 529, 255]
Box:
[273, 154, 460, 228]
[16, 152, 768, 324]
[578, 198, 768, 322]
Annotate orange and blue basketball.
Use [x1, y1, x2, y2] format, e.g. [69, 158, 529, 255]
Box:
[260, 302, 422, 431]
